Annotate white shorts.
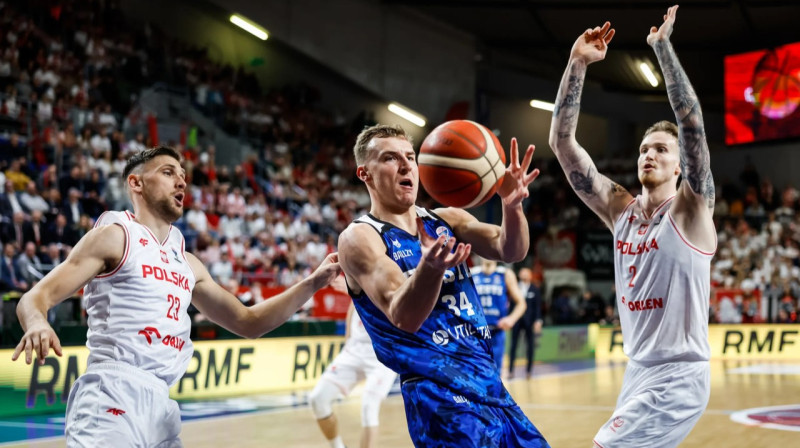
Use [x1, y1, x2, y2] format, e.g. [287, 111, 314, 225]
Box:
[594, 360, 710, 448]
[320, 346, 397, 399]
[65, 361, 182, 448]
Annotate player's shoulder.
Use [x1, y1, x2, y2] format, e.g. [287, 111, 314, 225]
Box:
[339, 220, 385, 257]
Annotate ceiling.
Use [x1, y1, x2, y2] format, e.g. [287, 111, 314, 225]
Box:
[386, 0, 800, 115]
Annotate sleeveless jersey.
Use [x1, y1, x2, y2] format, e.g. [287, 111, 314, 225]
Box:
[613, 196, 714, 364]
[83, 211, 196, 387]
[471, 266, 508, 328]
[348, 207, 513, 407]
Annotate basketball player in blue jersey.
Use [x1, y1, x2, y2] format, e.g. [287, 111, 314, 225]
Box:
[338, 124, 549, 447]
[471, 256, 526, 372]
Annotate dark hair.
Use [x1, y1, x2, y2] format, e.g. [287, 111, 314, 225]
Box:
[123, 146, 182, 179]
[353, 124, 413, 166]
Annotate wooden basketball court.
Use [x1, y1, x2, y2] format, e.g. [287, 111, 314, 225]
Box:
[3, 358, 797, 447]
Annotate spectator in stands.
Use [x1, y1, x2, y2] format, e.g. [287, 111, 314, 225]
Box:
[1, 211, 26, 246]
[5, 158, 31, 191]
[0, 179, 23, 216]
[19, 181, 49, 214]
[43, 213, 78, 249]
[63, 188, 84, 225]
[16, 241, 43, 285]
[0, 242, 26, 292]
[24, 209, 45, 249]
[40, 243, 63, 270]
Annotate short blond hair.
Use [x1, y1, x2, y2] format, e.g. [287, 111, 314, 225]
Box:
[353, 124, 413, 166]
[643, 120, 678, 140]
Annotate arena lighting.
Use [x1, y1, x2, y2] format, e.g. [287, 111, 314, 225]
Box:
[388, 103, 426, 127]
[639, 62, 659, 87]
[230, 14, 268, 41]
[529, 99, 555, 112]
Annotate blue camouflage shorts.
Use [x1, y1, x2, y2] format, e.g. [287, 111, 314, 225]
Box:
[401, 377, 549, 447]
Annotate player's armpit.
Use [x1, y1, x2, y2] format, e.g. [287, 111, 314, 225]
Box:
[24, 224, 125, 308]
[338, 223, 406, 321]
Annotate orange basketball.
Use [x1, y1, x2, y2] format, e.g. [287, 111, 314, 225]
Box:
[418, 120, 506, 208]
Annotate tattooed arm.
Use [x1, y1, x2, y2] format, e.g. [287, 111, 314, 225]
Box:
[648, 5, 716, 251]
[549, 22, 633, 230]
[648, 5, 715, 212]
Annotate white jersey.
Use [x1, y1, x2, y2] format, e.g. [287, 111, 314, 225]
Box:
[613, 196, 714, 364]
[345, 309, 377, 358]
[83, 211, 196, 387]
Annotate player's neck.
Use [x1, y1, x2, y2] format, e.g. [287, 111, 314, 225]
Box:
[131, 206, 173, 242]
[369, 203, 417, 234]
[641, 183, 676, 216]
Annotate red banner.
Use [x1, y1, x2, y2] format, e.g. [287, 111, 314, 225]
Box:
[311, 287, 351, 319]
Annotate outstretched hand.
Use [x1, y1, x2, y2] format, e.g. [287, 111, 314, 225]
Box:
[11, 321, 63, 365]
[497, 138, 540, 207]
[570, 21, 615, 64]
[417, 218, 471, 272]
[648, 5, 678, 47]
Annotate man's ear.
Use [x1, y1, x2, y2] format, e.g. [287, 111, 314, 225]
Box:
[356, 166, 369, 183]
[127, 173, 142, 192]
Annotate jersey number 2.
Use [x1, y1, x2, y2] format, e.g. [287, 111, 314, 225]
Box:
[628, 266, 637, 288]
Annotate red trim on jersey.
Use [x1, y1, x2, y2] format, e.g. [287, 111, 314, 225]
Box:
[93, 211, 109, 229]
[641, 195, 675, 220]
[593, 440, 607, 448]
[134, 220, 173, 247]
[180, 235, 197, 282]
[666, 211, 716, 256]
[124, 211, 135, 221]
[615, 197, 638, 225]
[96, 223, 130, 278]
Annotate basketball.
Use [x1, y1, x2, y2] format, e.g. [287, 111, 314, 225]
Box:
[418, 120, 506, 208]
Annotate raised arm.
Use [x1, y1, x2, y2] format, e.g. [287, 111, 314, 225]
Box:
[436, 139, 539, 263]
[187, 252, 341, 339]
[338, 221, 470, 333]
[648, 5, 715, 213]
[12, 225, 125, 364]
[549, 22, 633, 229]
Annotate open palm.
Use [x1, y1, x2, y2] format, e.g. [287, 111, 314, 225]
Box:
[648, 5, 678, 46]
[570, 21, 615, 64]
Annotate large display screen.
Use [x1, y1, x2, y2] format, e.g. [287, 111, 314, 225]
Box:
[725, 42, 800, 145]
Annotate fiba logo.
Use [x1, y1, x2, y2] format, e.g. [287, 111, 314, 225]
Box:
[435, 226, 451, 242]
[432, 330, 450, 346]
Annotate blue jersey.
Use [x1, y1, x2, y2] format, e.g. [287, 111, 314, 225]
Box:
[471, 266, 508, 328]
[348, 207, 514, 407]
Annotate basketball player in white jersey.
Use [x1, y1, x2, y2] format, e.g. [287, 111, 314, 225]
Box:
[549, 6, 714, 448]
[309, 299, 397, 448]
[11, 146, 341, 447]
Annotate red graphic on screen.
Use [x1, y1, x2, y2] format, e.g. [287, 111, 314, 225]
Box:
[725, 42, 800, 145]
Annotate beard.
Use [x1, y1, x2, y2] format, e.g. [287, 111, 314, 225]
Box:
[143, 187, 183, 222]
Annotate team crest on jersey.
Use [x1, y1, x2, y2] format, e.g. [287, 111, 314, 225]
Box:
[637, 223, 649, 235]
[160, 250, 169, 264]
[391, 238, 401, 248]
